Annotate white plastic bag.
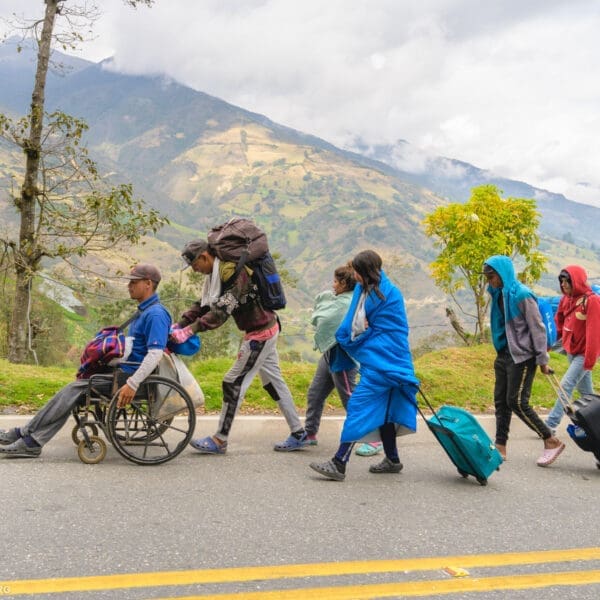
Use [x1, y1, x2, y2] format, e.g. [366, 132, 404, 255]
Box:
[170, 353, 204, 407]
[155, 353, 204, 419]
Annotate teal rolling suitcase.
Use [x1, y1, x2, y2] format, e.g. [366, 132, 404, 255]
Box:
[418, 390, 503, 486]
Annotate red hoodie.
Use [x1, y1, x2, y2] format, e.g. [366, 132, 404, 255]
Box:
[555, 265, 600, 370]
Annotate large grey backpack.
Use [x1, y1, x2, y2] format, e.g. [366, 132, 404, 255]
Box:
[207, 217, 268, 262]
[207, 218, 286, 311]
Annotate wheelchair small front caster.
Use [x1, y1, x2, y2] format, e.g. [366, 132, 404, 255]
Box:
[71, 423, 99, 445]
[77, 435, 107, 464]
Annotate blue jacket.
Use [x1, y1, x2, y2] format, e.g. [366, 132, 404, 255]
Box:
[485, 255, 548, 366]
[124, 293, 171, 374]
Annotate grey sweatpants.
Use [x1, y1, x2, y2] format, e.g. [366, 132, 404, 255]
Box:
[216, 331, 302, 441]
[304, 350, 357, 436]
[21, 377, 115, 446]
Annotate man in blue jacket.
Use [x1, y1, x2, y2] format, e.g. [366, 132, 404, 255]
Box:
[0, 264, 170, 458]
[483, 255, 565, 467]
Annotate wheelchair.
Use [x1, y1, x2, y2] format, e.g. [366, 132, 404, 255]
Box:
[71, 363, 197, 465]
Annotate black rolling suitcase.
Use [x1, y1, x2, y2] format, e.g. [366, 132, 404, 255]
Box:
[417, 388, 503, 486]
[546, 373, 600, 467]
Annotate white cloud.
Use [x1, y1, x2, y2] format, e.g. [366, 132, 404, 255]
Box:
[3, 0, 600, 206]
[389, 144, 430, 175]
[434, 158, 469, 181]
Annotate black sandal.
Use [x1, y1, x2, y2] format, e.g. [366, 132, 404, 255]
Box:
[369, 457, 403, 474]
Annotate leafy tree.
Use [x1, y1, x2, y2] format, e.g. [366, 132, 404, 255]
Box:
[422, 184, 546, 342]
[0, 0, 158, 364]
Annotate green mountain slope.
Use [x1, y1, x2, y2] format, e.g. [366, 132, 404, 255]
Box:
[1, 43, 599, 347]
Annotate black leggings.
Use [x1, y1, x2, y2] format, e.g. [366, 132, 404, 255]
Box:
[493, 350, 552, 445]
[334, 422, 400, 464]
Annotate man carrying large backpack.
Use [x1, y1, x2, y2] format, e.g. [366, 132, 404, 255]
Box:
[171, 238, 307, 454]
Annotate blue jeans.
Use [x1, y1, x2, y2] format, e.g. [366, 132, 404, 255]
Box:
[546, 354, 594, 429]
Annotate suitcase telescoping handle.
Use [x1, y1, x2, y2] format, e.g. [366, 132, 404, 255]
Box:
[416, 387, 441, 422]
[544, 370, 574, 415]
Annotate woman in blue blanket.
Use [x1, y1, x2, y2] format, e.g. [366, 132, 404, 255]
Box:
[309, 250, 419, 481]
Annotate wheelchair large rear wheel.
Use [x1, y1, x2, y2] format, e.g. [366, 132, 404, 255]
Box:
[106, 375, 196, 465]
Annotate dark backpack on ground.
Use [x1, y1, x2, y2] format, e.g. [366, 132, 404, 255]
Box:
[208, 217, 286, 311]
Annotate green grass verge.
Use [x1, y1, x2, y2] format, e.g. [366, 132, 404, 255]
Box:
[0, 345, 570, 414]
[0, 361, 75, 412]
[414, 344, 569, 413]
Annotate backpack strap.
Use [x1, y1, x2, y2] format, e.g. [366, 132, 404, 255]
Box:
[564, 292, 592, 319]
[118, 299, 160, 331]
[222, 250, 250, 292]
[582, 292, 592, 312]
[117, 310, 141, 331]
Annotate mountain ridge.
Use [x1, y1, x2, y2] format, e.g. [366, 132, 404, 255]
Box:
[1, 41, 599, 345]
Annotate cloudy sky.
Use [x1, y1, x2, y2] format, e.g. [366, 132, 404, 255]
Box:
[3, 0, 600, 206]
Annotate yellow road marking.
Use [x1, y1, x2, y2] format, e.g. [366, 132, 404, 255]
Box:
[0, 547, 599, 596]
[148, 569, 600, 599]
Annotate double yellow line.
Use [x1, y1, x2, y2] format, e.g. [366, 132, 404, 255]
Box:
[1, 547, 599, 598]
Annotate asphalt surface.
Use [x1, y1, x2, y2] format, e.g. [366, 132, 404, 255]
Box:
[0, 412, 599, 599]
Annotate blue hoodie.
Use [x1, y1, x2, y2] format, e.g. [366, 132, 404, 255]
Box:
[484, 255, 548, 366]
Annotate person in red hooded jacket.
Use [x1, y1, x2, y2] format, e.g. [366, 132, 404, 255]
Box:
[545, 265, 600, 435]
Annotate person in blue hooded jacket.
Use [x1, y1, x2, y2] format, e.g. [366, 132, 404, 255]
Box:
[309, 250, 419, 481]
[483, 255, 565, 467]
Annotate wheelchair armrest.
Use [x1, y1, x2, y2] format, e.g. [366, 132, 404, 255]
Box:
[87, 369, 129, 400]
[88, 372, 115, 386]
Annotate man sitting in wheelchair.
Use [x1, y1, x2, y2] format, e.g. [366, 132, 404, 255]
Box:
[0, 263, 170, 459]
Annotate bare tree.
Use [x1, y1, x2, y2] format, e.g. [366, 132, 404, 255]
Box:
[1, 0, 158, 363]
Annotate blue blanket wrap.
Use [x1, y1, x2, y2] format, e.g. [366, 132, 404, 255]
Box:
[335, 271, 419, 443]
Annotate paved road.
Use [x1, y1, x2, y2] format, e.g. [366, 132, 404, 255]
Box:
[0, 413, 599, 599]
